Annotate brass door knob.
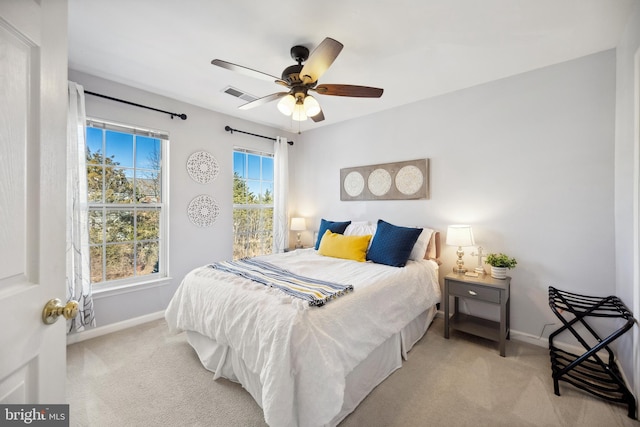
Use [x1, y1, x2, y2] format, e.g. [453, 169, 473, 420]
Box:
[42, 298, 79, 325]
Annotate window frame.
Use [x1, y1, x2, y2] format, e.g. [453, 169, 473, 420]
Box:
[86, 118, 170, 292]
[232, 147, 274, 259]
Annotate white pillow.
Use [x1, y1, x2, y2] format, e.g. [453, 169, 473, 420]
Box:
[344, 221, 377, 249]
[344, 221, 377, 237]
[409, 227, 435, 261]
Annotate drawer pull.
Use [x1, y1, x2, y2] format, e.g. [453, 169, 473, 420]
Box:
[468, 290, 478, 296]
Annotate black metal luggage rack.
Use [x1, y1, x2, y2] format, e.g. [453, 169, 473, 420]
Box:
[548, 286, 637, 419]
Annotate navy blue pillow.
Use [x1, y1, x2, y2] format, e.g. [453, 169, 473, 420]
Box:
[367, 220, 423, 267]
[315, 219, 351, 250]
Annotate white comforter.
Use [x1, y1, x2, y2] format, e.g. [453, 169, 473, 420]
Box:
[165, 249, 440, 427]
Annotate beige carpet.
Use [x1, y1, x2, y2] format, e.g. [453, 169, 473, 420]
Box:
[66, 318, 638, 426]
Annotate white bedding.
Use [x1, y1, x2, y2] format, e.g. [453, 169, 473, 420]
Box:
[165, 249, 441, 427]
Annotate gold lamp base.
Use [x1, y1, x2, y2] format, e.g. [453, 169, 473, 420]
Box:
[453, 246, 466, 274]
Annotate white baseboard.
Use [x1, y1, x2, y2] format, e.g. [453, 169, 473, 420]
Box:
[66, 310, 165, 345]
[509, 329, 548, 348]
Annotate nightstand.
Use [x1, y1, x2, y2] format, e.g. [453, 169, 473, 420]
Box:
[444, 272, 511, 357]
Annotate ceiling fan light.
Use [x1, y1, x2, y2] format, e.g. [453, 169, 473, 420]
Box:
[303, 95, 321, 117]
[277, 94, 296, 116]
[292, 103, 307, 121]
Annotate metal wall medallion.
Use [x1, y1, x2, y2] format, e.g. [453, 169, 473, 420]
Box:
[187, 150, 219, 184]
[340, 158, 429, 201]
[188, 194, 220, 227]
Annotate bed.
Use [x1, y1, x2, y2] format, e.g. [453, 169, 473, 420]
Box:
[165, 220, 441, 427]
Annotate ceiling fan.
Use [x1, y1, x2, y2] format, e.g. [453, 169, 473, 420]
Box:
[211, 37, 384, 122]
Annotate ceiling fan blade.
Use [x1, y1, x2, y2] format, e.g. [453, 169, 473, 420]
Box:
[310, 108, 325, 122]
[314, 84, 384, 98]
[239, 92, 289, 110]
[299, 38, 344, 84]
[211, 59, 287, 85]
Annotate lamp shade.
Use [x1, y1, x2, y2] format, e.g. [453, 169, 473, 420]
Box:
[446, 225, 475, 247]
[277, 94, 296, 116]
[290, 217, 306, 231]
[303, 95, 321, 117]
[291, 102, 307, 121]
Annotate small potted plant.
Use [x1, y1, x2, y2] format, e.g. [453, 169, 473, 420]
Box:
[485, 252, 517, 279]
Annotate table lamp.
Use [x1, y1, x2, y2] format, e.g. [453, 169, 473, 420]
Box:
[446, 225, 475, 273]
[290, 217, 306, 248]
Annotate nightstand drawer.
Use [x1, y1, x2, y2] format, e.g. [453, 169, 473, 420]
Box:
[448, 281, 501, 303]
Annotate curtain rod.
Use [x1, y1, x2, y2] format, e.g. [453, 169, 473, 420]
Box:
[85, 90, 187, 120]
[224, 125, 294, 145]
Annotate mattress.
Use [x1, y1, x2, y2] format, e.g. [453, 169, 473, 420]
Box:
[165, 249, 441, 427]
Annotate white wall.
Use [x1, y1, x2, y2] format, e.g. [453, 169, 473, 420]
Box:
[614, 2, 640, 405]
[68, 70, 297, 327]
[292, 50, 617, 344]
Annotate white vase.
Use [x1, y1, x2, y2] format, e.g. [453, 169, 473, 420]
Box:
[491, 266, 507, 279]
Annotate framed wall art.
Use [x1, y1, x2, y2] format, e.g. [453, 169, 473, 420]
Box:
[340, 158, 429, 201]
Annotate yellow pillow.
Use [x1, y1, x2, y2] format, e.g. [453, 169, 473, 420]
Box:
[318, 230, 372, 262]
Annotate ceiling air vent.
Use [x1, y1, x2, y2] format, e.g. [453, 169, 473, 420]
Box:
[223, 86, 257, 103]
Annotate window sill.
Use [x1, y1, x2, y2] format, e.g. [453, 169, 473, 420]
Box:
[92, 276, 172, 299]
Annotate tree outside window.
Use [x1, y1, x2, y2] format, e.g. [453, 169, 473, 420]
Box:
[233, 150, 274, 259]
[86, 124, 165, 284]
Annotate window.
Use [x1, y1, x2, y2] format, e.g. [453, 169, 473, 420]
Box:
[86, 119, 167, 286]
[233, 149, 274, 259]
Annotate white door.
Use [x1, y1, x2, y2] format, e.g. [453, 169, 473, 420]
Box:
[0, 0, 69, 403]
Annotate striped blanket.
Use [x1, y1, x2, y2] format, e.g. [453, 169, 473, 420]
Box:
[210, 258, 353, 306]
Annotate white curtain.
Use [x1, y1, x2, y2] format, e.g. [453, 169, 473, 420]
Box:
[66, 82, 95, 332]
[273, 137, 289, 253]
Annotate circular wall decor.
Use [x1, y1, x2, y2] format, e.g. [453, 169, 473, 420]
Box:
[395, 165, 424, 196]
[367, 168, 392, 196]
[187, 151, 219, 184]
[343, 171, 365, 197]
[188, 194, 219, 227]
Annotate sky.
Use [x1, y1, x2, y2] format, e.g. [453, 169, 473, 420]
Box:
[233, 151, 274, 201]
[86, 127, 160, 170]
[87, 128, 273, 201]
